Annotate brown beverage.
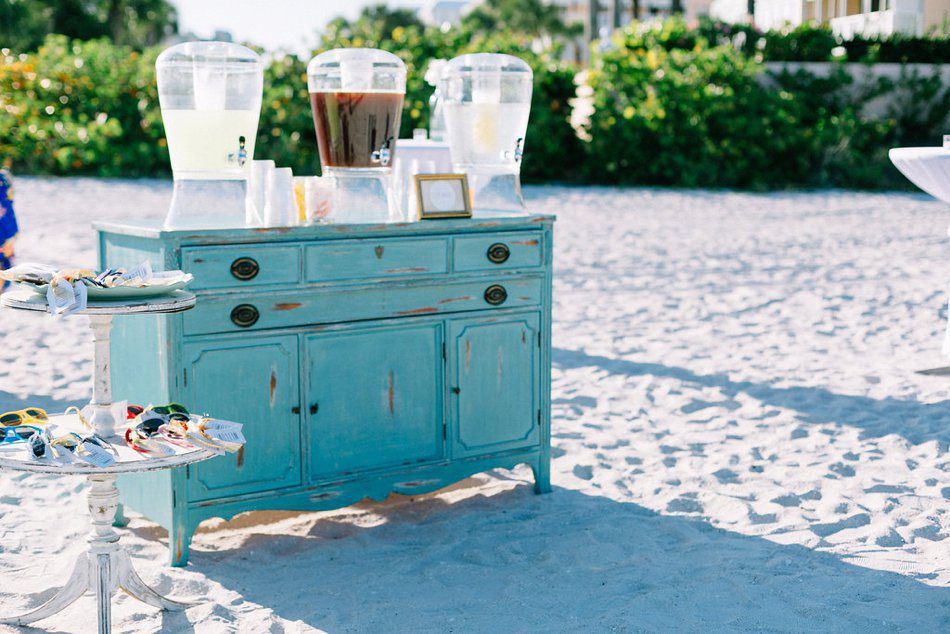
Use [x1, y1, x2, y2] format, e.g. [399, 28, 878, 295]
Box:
[309, 91, 404, 169]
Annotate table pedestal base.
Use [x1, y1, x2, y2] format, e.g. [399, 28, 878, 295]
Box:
[0, 474, 196, 634]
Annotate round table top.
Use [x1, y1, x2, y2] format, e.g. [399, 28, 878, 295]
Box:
[0, 287, 196, 315]
[888, 147, 950, 205]
[0, 413, 216, 475]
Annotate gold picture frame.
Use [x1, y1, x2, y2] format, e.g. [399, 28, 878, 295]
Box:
[414, 173, 472, 220]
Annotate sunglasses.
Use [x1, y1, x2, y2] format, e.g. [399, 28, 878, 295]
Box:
[0, 424, 43, 444]
[151, 403, 188, 416]
[0, 408, 48, 427]
[127, 405, 144, 420]
[29, 429, 118, 464]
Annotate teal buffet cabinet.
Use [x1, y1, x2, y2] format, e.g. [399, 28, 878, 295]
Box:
[95, 214, 554, 566]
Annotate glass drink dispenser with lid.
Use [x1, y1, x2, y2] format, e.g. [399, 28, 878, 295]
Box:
[307, 48, 406, 222]
[157, 41, 263, 228]
[442, 53, 532, 215]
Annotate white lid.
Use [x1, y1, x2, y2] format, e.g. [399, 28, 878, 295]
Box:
[156, 41, 262, 111]
[307, 48, 406, 93]
[442, 53, 532, 79]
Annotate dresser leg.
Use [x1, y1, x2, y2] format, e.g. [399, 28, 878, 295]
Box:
[532, 457, 551, 494]
[169, 519, 192, 567]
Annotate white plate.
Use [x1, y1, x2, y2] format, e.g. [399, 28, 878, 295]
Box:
[22, 280, 191, 300]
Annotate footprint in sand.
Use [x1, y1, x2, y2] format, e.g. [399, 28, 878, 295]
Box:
[713, 468, 740, 484]
[667, 496, 703, 514]
[828, 462, 855, 477]
[811, 513, 870, 537]
[573, 464, 594, 480]
[748, 511, 778, 525]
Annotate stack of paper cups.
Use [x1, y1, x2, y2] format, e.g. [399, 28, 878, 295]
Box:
[264, 167, 298, 227]
[247, 159, 275, 227]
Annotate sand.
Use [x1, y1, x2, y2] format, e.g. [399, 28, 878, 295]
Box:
[0, 178, 947, 632]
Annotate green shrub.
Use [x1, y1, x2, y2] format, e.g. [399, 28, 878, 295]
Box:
[585, 23, 811, 189]
[0, 35, 165, 175]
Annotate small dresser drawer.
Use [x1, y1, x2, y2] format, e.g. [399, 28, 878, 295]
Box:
[305, 238, 448, 282]
[182, 277, 543, 335]
[453, 232, 543, 272]
[182, 244, 301, 290]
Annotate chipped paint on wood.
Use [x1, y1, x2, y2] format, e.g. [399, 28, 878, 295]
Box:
[521, 330, 526, 344]
[497, 347, 506, 389]
[396, 307, 438, 315]
[465, 339, 471, 370]
[388, 370, 395, 416]
[387, 267, 428, 273]
[236, 446, 245, 468]
[269, 369, 277, 406]
[438, 296, 471, 304]
[274, 302, 302, 311]
[512, 239, 539, 246]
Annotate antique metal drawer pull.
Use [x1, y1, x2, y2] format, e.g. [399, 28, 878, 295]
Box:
[484, 285, 508, 306]
[486, 243, 510, 264]
[230, 304, 260, 328]
[230, 257, 260, 281]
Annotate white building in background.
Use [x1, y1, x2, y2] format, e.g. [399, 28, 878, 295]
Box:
[418, 1, 478, 29]
[420, 0, 718, 34]
[709, 0, 949, 37]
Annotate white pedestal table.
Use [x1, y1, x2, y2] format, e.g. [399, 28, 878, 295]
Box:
[0, 289, 214, 633]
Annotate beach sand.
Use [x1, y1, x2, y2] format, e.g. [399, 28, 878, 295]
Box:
[0, 178, 947, 632]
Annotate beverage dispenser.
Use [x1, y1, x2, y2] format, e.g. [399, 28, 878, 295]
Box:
[157, 41, 263, 228]
[307, 48, 406, 222]
[442, 53, 532, 215]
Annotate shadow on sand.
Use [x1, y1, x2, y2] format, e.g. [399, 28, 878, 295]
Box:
[553, 348, 950, 446]
[0, 391, 83, 416]
[172, 484, 949, 632]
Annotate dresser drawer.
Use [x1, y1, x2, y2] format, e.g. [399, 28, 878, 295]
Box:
[182, 277, 543, 335]
[305, 238, 448, 282]
[182, 244, 301, 290]
[453, 232, 543, 272]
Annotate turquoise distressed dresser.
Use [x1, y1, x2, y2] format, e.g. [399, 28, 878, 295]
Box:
[94, 215, 554, 566]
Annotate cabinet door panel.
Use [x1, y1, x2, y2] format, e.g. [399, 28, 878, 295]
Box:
[184, 335, 301, 501]
[307, 324, 443, 479]
[449, 313, 540, 457]
[307, 323, 443, 479]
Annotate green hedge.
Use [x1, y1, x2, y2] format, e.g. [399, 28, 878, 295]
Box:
[583, 19, 949, 189]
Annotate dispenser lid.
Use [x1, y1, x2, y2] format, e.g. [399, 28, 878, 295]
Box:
[442, 53, 532, 79]
[156, 41, 261, 71]
[307, 48, 406, 93]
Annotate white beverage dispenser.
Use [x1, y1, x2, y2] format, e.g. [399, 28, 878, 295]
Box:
[441, 53, 532, 215]
[307, 48, 406, 222]
[156, 41, 263, 228]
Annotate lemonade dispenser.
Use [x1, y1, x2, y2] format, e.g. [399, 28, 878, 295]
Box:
[307, 48, 406, 222]
[157, 41, 263, 228]
[442, 53, 532, 215]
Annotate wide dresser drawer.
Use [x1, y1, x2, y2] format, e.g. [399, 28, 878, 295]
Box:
[306, 237, 448, 282]
[182, 277, 544, 335]
[182, 244, 301, 290]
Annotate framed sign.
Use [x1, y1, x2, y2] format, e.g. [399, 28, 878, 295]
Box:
[414, 174, 472, 219]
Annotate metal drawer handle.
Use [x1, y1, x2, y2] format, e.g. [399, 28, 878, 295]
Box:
[230, 304, 260, 328]
[484, 285, 508, 306]
[486, 243, 510, 264]
[230, 257, 260, 281]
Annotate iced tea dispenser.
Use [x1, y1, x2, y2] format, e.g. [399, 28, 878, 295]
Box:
[307, 48, 406, 222]
[442, 53, 532, 214]
[157, 41, 263, 228]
